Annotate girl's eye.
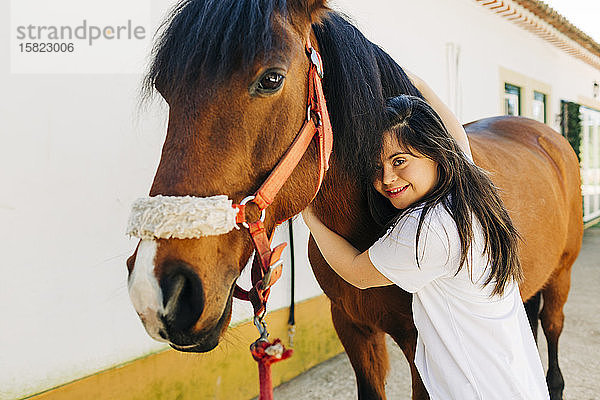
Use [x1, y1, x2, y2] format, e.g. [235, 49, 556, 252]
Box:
[392, 158, 405, 167]
[254, 70, 285, 95]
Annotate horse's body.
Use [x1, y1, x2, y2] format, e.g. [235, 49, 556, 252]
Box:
[127, 1, 582, 399]
[310, 115, 583, 399]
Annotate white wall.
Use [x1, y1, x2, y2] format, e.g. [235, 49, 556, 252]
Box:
[0, 1, 324, 398]
[2, 0, 599, 399]
[335, 0, 600, 128]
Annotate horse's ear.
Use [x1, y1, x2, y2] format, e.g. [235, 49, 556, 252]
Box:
[306, 0, 330, 22]
[289, 0, 330, 25]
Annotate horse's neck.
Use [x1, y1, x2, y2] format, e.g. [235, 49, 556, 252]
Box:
[313, 167, 379, 251]
[308, 14, 414, 249]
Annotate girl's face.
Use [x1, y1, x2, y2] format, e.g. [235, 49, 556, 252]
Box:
[373, 131, 439, 210]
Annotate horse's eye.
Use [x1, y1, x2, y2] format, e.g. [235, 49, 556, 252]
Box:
[255, 70, 285, 94]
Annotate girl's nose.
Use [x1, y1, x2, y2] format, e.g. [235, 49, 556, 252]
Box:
[382, 164, 397, 185]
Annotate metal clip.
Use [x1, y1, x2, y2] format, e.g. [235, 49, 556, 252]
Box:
[254, 315, 269, 342]
[239, 195, 266, 229]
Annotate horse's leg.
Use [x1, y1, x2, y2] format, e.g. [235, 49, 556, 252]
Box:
[331, 304, 389, 399]
[388, 330, 430, 400]
[524, 291, 542, 343]
[540, 264, 572, 400]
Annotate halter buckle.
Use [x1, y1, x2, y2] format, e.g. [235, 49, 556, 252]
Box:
[307, 105, 322, 127]
[262, 258, 284, 290]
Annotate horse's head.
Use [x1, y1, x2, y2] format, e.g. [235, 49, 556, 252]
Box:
[126, 0, 331, 352]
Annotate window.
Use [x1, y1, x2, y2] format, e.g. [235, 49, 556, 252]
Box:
[581, 106, 600, 223]
[532, 91, 547, 123]
[499, 68, 551, 126]
[504, 83, 521, 116]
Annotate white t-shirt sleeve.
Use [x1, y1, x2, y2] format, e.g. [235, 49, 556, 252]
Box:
[368, 213, 452, 293]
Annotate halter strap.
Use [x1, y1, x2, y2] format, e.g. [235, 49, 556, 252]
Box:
[127, 40, 333, 321]
[250, 39, 333, 210]
[233, 38, 333, 318]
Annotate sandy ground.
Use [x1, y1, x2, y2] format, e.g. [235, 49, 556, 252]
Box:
[267, 227, 600, 400]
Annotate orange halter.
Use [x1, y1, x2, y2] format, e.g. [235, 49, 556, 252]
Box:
[232, 38, 333, 328]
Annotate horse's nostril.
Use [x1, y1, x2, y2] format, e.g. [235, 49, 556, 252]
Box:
[126, 254, 136, 274]
[160, 261, 205, 333]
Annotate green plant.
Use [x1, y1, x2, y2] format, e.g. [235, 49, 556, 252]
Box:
[560, 101, 582, 162]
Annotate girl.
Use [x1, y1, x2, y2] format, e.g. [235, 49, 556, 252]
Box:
[302, 77, 549, 399]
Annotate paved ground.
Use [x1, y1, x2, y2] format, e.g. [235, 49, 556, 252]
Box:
[269, 227, 600, 399]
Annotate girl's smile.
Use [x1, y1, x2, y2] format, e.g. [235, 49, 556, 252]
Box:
[384, 184, 409, 198]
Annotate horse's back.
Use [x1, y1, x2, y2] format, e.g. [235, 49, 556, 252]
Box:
[465, 116, 583, 298]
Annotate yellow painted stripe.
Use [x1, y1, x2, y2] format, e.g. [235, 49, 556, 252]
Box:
[28, 295, 343, 400]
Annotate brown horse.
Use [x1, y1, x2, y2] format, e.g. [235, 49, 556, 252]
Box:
[126, 1, 583, 399]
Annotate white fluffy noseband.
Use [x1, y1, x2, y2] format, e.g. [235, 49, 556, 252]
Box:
[126, 195, 239, 240]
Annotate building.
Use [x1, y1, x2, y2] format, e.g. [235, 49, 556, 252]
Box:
[339, 0, 600, 225]
[2, 0, 598, 399]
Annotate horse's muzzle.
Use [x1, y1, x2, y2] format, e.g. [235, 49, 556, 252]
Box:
[163, 282, 235, 353]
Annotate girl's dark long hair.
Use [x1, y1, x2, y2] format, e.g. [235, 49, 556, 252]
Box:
[367, 95, 523, 296]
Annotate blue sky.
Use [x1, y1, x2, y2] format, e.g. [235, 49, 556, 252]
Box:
[543, 0, 600, 43]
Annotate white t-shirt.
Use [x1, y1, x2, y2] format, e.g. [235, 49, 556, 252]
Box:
[368, 203, 549, 400]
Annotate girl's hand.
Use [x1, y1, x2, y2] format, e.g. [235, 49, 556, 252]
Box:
[301, 205, 316, 229]
[404, 68, 425, 91]
[403, 68, 473, 161]
[301, 204, 313, 216]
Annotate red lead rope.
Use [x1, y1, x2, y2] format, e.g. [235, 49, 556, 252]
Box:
[251, 339, 294, 400]
[232, 38, 332, 400]
[232, 38, 331, 315]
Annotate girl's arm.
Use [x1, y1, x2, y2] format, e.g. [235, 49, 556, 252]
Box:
[301, 207, 393, 289]
[406, 70, 473, 160]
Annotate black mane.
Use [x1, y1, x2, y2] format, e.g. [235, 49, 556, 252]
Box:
[143, 1, 421, 180]
[143, 0, 290, 100]
[313, 13, 422, 181]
